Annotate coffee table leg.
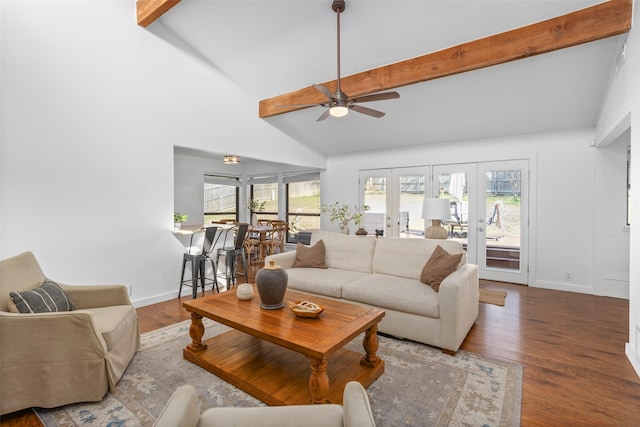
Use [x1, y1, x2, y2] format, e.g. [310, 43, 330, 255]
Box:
[361, 324, 381, 368]
[186, 312, 208, 352]
[308, 357, 330, 404]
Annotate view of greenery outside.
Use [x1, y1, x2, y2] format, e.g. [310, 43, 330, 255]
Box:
[251, 183, 278, 215]
[287, 181, 320, 240]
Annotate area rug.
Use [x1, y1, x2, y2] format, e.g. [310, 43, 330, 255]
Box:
[480, 288, 507, 306]
[36, 319, 522, 427]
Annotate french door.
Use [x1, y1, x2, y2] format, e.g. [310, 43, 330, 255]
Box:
[360, 167, 428, 238]
[434, 160, 529, 284]
[361, 160, 529, 284]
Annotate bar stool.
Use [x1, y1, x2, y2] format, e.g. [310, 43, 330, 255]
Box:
[216, 223, 250, 288]
[179, 226, 222, 299]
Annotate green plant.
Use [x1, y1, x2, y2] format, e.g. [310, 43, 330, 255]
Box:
[174, 212, 188, 223]
[248, 199, 266, 212]
[321, 202, 370, 226]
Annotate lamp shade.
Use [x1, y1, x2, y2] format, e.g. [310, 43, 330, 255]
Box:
[421, 198, 450, 220]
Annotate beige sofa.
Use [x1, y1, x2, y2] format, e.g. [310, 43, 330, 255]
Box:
[266, 231, 479, 353]
[154, 381, 376, 427]
[0, 251, 140, 415]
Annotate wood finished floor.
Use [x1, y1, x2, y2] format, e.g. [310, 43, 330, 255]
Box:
[2, 267, 639, 426]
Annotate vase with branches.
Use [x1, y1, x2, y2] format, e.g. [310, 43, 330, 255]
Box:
[320, 202, 370, 235]
[248, 199, 266, 226]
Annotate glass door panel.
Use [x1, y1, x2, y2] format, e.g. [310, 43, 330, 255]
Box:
[398, 173, 426, 238]
[433, 165, 476, 263]
[361, 172, 389, 236]
[478, 160, 528, 284]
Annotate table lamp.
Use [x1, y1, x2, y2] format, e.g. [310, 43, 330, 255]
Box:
[422, 198, 450, 239]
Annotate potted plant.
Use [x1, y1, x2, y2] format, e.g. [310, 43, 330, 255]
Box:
[320, 202, 369, 235]
[173, 212, 188, 230]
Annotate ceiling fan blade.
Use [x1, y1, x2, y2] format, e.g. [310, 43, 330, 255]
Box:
[314, 84, 336, 101]
[277, 103, 326, 108]
[351, 91, 400, 103]
[351, 104, 385, 118]
[316, 109, 331, 121]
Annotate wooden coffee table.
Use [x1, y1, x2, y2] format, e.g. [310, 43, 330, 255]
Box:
[182, 286, 385, 405]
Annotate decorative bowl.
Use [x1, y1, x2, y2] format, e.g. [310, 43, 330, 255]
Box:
[288, 300, 325, 318]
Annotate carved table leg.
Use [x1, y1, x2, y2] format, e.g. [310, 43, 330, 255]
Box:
[186, 312, 208, 352]
[361, 323, 381, 368]
[308, 357, 330, 404]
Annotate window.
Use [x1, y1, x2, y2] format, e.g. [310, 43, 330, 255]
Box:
[285, 172, 321, 243]
[204, 174, 239, 223]
[249, 175, 278, 222]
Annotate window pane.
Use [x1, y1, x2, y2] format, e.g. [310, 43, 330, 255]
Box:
[204, 181, 238, 223]
[287, 180, 320, 241]
[251, 183, 278, 213]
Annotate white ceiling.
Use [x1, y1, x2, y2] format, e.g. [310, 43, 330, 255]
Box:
[159, 0, 623, 158]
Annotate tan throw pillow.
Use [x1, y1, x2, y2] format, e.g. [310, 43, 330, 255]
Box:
[420, 245, 463, 292]
[292, 240, 328, 269]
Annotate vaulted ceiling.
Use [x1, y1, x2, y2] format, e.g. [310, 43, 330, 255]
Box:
[139, 0, 631, 157]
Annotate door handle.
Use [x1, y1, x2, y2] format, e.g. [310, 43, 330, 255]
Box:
[479, 226, 485, 232]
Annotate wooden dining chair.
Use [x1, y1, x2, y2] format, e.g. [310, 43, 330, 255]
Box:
[259, 222, 287, 257]
[243, 229, 261, 264]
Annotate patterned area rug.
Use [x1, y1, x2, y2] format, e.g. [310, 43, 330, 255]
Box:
[36, 320, 522, 426]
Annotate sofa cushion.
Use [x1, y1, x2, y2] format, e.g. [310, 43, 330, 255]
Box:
[342, 274, 439, 318]
[420, 246, 463, 292]
[293, 240, 327, 269]
[285, 268, 369, 298]
[310, 231, 376, 273]
[372, 237, 465, 280]
[9, 280, 75, 313]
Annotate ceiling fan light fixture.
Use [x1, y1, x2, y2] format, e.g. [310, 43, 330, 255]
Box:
[330, 105, 349, 117]
[223, 155, 240, 164]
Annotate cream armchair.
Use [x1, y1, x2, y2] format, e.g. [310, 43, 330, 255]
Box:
[0, 251, 140, 415]
[154, 381, 376, 427]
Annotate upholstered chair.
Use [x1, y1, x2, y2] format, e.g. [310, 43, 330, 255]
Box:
[154, 381, 376, 427]
[0, 251, 140, 415]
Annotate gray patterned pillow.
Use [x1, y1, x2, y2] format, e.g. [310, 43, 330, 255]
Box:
[9, 280, 75, 313]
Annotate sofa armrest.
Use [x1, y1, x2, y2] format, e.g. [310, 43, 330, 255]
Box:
[438, 264, 479, 353]
[59, 284, 132, 309]
[343, 381, 376, 427]
[154, 385, 200, 427]
[264, 251, 296, 269]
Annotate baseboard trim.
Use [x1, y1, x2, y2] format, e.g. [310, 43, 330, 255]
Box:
[132, 291, 177, 308]
[625, 343, 640, 379]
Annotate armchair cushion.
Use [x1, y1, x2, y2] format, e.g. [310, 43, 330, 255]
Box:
[8, 280, 75, 313]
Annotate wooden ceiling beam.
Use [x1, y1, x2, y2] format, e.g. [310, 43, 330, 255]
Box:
[137, 0, 181, 27]
[259, 0, 632, 118]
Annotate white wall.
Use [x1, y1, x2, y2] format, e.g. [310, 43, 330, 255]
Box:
[323, 127, 629, 297]
[595, 0, 639, 377]
[0, 0, 325, 306]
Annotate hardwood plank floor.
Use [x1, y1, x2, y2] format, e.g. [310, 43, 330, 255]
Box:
[2, 268, 639, 426]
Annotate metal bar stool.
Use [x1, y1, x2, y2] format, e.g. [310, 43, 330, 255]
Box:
[216, 223, 250, 289]
[179, 226, 223, 298]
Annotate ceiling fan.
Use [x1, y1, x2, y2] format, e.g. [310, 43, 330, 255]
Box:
[281, 0, 400, 121]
